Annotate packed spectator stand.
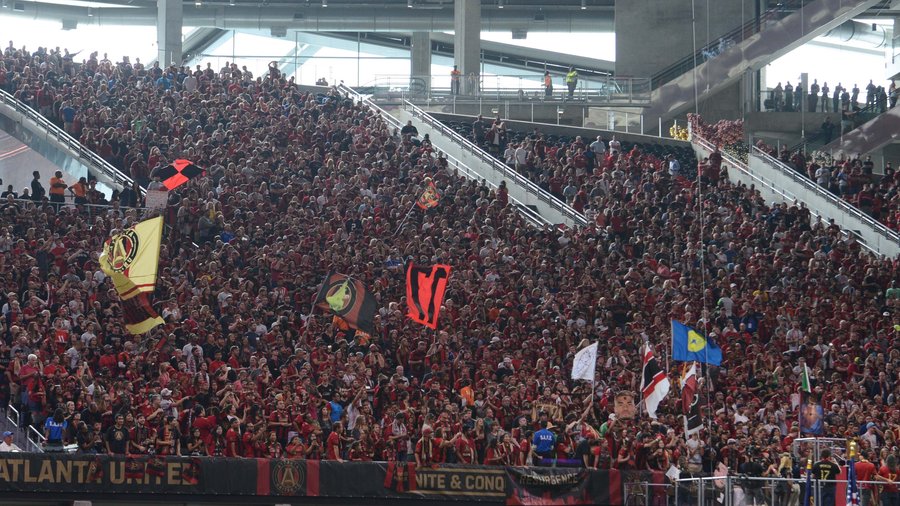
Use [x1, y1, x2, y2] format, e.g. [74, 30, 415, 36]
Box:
[757, 143, 900, 232]
[0, 44, 899, 493]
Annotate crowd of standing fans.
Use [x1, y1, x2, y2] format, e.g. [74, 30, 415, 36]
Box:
[758, 142, 900, 232]
[0, 45, 898, 496]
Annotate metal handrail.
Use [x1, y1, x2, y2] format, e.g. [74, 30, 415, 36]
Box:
[651, 0, 814, 89]
[401, 99, 588, 227]
[6, 404, 20, 427]
[0, 88, 134, 191]
[751, 145, 900, 244]
[694, 136, 882, 255]
[27, 425, 46, 453]
[337, 84, 550, 228]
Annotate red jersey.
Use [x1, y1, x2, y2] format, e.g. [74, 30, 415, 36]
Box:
[326, 431, 341, 460]
[856, 460, 877, 489]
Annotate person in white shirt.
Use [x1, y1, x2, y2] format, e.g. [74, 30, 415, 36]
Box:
[589, 136, 606, 156]
[0, 431, 22, 452]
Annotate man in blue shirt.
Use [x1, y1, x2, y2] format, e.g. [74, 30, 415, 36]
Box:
[531, 420, 557, 465]
[43, 408, 68, 452]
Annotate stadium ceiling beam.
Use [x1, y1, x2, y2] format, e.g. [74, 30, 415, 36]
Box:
[2, 1, 614, 32]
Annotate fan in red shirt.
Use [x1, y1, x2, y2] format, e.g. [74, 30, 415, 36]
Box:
[224, 418, 241, 457]
[326, 421, 344, 462]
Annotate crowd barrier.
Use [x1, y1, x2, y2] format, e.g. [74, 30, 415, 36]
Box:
[0, 453, 670, 504]
[674, 474, 881, 506]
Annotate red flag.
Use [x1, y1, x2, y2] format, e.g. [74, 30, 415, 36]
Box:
[416, 181, 440, 210]
[156, 159, 205, 190]
[406, 263, 451, 329]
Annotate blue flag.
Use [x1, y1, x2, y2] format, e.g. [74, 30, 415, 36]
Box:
[671, 320, 723, 366]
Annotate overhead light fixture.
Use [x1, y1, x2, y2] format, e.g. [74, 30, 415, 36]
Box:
[322, 0, 327, 6]
[87, 6, 93, 16]
[195, 0, 201, 6]
[229, 0, 234, 5]
[581, 0, 586, 9]
[408, 0, 413, 7]
[498, 0, 504, 8]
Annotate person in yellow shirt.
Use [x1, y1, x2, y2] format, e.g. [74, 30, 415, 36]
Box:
[48, 170, 67, 210]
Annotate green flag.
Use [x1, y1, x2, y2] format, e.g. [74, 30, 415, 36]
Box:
[800, 363, 811, 393]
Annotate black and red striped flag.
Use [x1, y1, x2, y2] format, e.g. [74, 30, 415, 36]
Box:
[406, 263, 451, 329]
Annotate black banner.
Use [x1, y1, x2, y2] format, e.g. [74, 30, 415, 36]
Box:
[505, 467, 608, 506]
[0, 453, 658, 504]
[0, 454, 255, 496]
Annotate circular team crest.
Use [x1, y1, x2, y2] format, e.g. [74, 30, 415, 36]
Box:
[687, 330, 707, 352]
[107, 230, 139, 273]
[322, 279, 357, 316]
[272, 460, 305, 495]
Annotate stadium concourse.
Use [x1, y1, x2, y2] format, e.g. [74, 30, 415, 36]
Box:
[0, 43, 899, 504]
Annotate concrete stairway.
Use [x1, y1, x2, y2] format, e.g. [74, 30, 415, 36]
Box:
[0, 88, 132, 196]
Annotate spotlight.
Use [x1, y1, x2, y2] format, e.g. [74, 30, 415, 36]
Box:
[581, 0, 586, 9]
[322, 0, 327, 6]
[87, 6, 93, 16]
[498, 0, 504, 8]
[229, 0, 235, 5]
[408, 0, 413, 7]
[195, 0, 201, 6]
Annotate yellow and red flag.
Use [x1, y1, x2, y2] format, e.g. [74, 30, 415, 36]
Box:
[99, 216, 165, 334]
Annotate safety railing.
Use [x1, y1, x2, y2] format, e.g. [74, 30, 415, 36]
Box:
[751, 145, 900, 246]
[365, 74, 652, 106]
[651, 0, 816, 89]
[675, 474, 882, 506]
[692, 135, 882, 256]
[337, 84, 551, 229]
[26, 425, 46, 453]
[0, 88, 134, 191]
[401, 99, 589, 227]
[6, 404, 20, 428]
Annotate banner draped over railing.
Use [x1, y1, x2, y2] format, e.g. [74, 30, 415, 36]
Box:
[0, 454, 665, 504]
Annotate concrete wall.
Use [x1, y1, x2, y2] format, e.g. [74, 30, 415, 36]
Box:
[615, 0, 755, 78]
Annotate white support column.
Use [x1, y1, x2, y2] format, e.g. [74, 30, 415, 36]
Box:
[454, 0, 480, 95]
[411, 32, 432, 94]
[157, 0, 183, 66]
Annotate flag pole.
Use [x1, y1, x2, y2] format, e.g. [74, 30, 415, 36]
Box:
[392, 200, 419, 237]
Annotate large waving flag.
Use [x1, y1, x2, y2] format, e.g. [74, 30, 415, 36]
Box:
[672, 320, 723, 366]
[680, 362, 702, 436]
[99, 216, 165, 334]
[405, 263, 451, 329]
[640, 344, 670, 419]
[156, 159, 205, 190]
[315, 272, 378, 334]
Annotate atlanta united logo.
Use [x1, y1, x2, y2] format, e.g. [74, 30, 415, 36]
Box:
[106, 230, 139, 273]
[272, 460, 305, 495]
[323, 279, 357, 316]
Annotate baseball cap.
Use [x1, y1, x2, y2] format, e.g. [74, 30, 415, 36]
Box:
[2, 431, 12, 438]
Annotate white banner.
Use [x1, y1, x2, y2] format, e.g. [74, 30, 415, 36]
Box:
[145, 190, 168, 210]
[571, 342, 598, 382]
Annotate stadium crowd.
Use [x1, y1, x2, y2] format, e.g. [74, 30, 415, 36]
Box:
[758, 144, 900, 232]
[0, 44, 899, 493]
